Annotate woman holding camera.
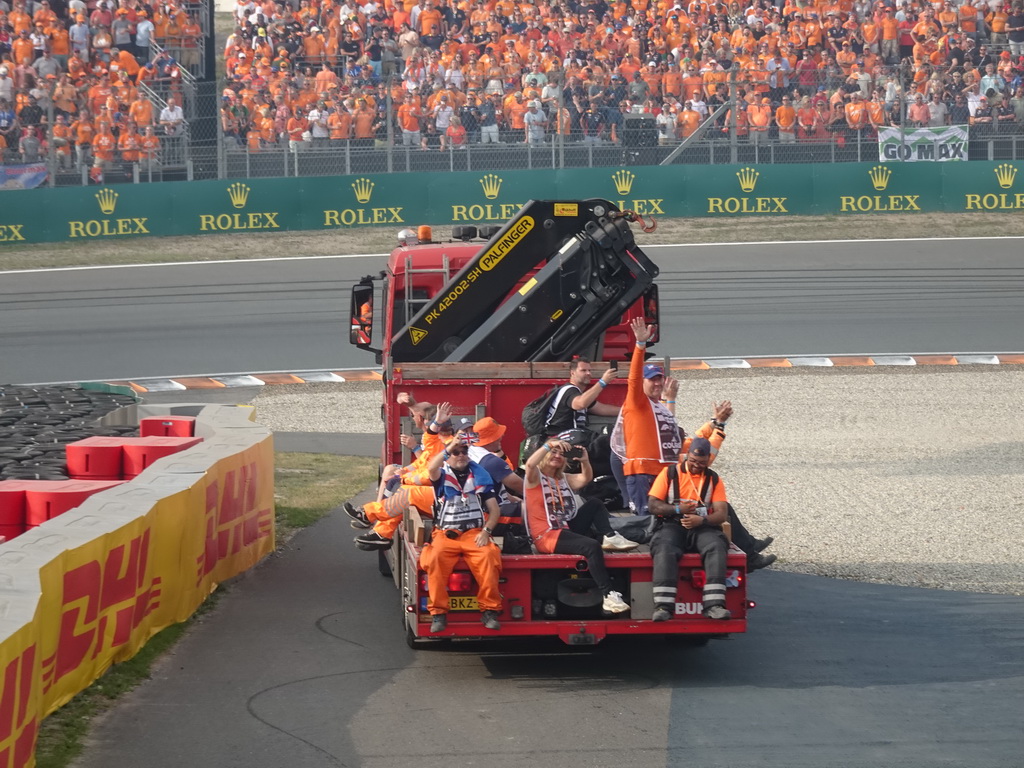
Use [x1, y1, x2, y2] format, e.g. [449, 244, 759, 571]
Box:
[523, 438, 639, 614]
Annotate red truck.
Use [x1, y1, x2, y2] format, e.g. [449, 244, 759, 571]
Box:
[349, 200, 753, 646]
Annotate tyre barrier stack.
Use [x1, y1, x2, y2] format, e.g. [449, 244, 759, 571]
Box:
[0, 385, 275, 767]
[0, 385, 139, 482]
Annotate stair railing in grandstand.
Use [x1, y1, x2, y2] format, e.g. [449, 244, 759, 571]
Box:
[661, 101, 733, 166]
[147, 40, 199, 123]
[138, 80, 191, 172]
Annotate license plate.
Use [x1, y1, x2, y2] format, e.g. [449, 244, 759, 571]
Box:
[567, 632, 597, 645]
[449, 596, 478, 611]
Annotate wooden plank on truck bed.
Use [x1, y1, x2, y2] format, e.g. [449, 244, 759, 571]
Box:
[396, 362, 535, 380]
[405, 507, 426, 547]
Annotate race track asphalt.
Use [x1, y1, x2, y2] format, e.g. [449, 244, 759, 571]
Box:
[4, 238, 1023, 384]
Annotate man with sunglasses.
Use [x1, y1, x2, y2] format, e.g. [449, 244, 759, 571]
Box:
[419, 433, 503, 633]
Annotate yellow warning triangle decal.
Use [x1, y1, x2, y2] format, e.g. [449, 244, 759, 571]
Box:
[409, 327, 428, 345]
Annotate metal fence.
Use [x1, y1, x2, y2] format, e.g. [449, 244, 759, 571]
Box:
[30, 63, 1024, 186]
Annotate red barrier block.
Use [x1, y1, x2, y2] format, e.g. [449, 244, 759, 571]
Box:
[0, 481, 29, 526]
[140, 416, 196, 437]
[122, 436, 203, 479]
[66, 436, 126, 480]
[23, 480, 125, 526]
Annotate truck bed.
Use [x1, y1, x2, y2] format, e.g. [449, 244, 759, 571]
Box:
[390, 510, 751, 646]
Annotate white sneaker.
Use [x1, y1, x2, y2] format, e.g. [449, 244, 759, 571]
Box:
[602, 532, 640, 551]
[602, 590, 630, 613]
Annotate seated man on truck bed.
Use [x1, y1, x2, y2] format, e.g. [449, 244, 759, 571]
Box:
[647, 438, 732, 621]
[346, 393, 433, 522]
[348, 394, 441, 550]
[466, 416, 530, 549]
[420, 435, 504, 633]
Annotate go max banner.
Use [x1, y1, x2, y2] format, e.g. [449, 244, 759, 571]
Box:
[878, 125, 969, 162]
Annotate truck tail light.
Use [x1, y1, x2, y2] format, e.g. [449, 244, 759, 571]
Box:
[747, 600, 757, 610]
[419, 573, 428, 591]
[448, 572, 474, 592]
[690, 569, 706, 589]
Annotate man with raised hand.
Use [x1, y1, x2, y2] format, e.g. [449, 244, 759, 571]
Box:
[420, 433, 503, 634]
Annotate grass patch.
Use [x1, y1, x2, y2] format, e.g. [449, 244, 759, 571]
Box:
[274, 452, 378, 534]
[33, 451, 378, 768]
[34, 594, 222, 768]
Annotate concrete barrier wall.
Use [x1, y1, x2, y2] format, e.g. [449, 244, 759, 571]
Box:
[0, 161, 1020, 244]
[0, 404, 273, 766]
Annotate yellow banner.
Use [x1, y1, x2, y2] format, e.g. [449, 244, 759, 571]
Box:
[0, 622, 41, 768]
[0, 433, 274, 753]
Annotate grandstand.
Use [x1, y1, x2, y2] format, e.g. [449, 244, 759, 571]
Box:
[1, 0, 1023, 186]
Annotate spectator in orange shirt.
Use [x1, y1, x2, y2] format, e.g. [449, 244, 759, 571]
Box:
[880, 7, 900, 64]
[776, 94, 797, 142]
[91, 119, 116, 169]
[676, 99, 701, 137]
[118, 120, 140, 164]
[286, 108, 309, 151]
[138, 124, 160, 170]
[747, 96, 772, 143]
[396, 95, 423, 146]
[50, 112, 73, 168]
[352, 99, 377, 147]
[128, 94, 154, 127]
[328, 102, 353, 145]
[845, 90, 870, 136]
[72, 109, 94, 167]
[12, 30, 34, 66]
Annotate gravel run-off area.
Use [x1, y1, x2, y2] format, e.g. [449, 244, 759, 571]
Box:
[252, 365, 1024, 596]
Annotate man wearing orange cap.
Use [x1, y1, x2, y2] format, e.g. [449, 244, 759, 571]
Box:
[135, 9, 154, 62]
[466, 416, 527, 542]
[69, 14, 91, 59]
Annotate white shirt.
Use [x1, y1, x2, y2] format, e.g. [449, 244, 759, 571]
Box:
[159, 104, 184, 135]
[524, 108, 546, 139]
[307, 108, 330, 137]
[656, 111, 675, 138]
[927, 100, 948, 126]
[136, 20, 155, 47]
[433, 104, 454, 129]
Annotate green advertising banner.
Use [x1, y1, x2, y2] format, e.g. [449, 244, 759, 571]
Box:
[1, 160, 1021, 245]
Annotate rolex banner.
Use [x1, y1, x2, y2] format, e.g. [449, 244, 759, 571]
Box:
[3, 160, 1023, 243]
[878, 125, 969, 162]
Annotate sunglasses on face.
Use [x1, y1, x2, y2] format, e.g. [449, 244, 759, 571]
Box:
[448, 448, 469, 456]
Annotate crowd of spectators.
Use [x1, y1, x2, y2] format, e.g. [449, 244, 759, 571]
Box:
[0, 0, 202, 171]
[219, 0, 1024, 153]
[4, 0, 1024, 170]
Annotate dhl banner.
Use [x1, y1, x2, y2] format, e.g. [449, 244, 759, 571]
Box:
[0, 425, 273, 766]
[0, 160, 1021, 244]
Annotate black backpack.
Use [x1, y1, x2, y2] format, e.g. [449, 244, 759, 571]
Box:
[521, 384, 573, 436]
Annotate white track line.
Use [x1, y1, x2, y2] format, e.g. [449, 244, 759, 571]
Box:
[5, 235, 1024, 275]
